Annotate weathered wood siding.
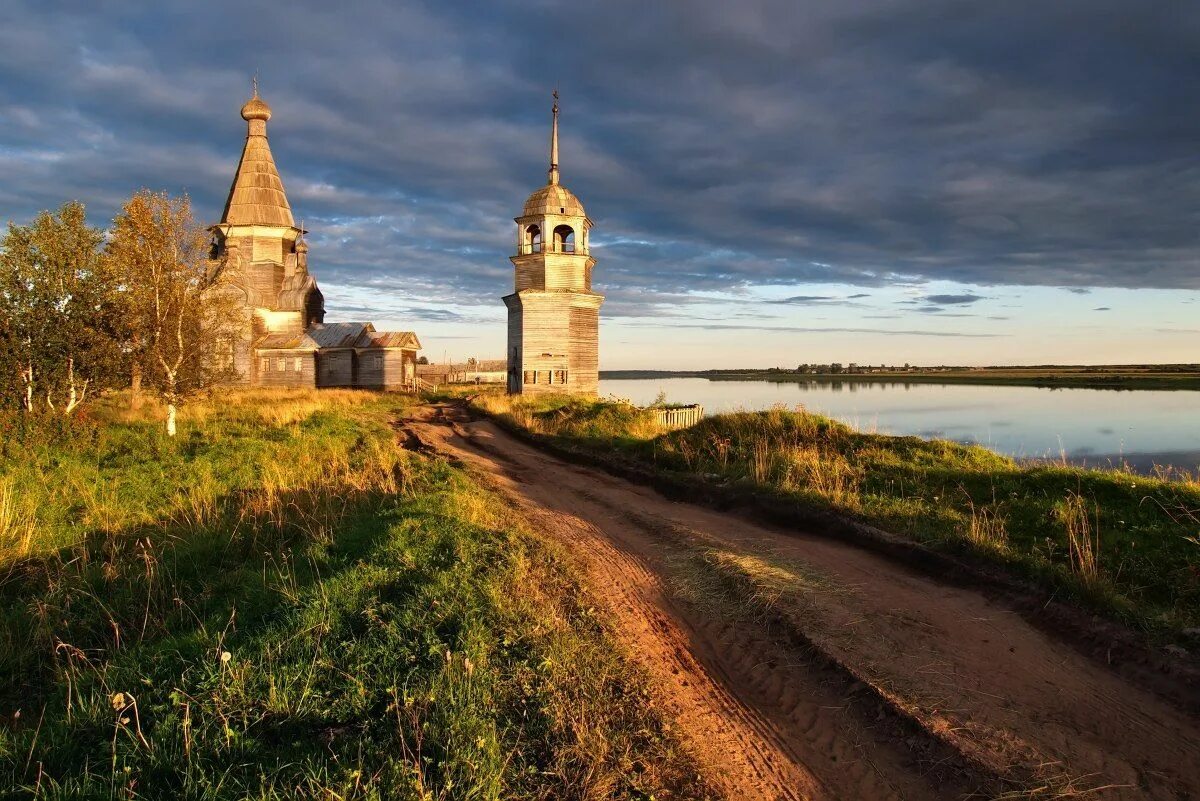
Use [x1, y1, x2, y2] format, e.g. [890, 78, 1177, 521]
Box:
[352, 349, 415, 389]
[355, 350, 384, 388]
[568, 302, 599, 394]
[315, 349, 416, 390]
[316, 350, 355, 387]
[255, 350, 317, 388]
[504, 294, 524, 393]
[506, 290, 601, 395]
[383, 350, 416, 389]
[512, 255, 545, 291]
[510, 293, 569, 395]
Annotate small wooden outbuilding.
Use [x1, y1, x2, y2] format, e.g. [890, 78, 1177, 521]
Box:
[254, 322, 421, 391]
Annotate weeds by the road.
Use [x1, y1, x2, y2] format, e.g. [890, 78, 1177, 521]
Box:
[0, 389, 702, 799]
[472, 393, 1200, 638]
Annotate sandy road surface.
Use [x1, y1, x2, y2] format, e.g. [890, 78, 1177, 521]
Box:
[404, 403, 1200, 801]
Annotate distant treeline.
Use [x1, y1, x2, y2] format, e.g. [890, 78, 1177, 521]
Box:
[602, 364, 1200, 390]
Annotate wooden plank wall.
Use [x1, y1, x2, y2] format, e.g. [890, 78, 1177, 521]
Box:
[317, 350, 355, 387]
[568, 304, 599, 394]
[255, 350, 317, 388]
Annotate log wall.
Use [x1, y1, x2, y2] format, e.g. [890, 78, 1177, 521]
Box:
[317, 350, 355, 387]
[256, 350, 317, 388]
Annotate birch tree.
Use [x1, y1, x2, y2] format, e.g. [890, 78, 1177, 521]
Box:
[105, 191, 238, 436]
[0, 202, 122, 414]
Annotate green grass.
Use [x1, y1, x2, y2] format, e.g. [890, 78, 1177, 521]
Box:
[0, 390, 702, 799]
[473, 393, 1200, 640]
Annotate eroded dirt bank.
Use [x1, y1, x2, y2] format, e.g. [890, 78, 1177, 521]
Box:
[404, 402, 1200, 801]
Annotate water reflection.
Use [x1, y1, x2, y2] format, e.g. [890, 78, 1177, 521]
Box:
[601, 377, 1200, 474]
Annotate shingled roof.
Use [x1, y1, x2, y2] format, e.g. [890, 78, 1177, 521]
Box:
[308, 322, 374, 349]
[258, 332, 319, 350]
[364, 330, 422, 349]
[302, 323, 421, 351]
[220, 89, 295, 228]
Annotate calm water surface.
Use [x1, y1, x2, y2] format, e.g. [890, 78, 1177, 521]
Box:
[599, 377, 1200, 472]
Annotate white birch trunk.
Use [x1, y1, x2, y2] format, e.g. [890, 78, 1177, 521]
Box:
[67, 358, 76, 413]
[22, 362, 34, 412]
[166, 403, 177, 437]
[61, 357, 88, 415]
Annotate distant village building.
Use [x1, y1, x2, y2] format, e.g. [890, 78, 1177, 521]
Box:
[504, 93, 603, 395]
[210, 84, 421, 389]
[416, 359, 507, 386]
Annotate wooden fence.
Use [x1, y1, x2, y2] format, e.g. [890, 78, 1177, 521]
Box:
[652, 404, 704, 430]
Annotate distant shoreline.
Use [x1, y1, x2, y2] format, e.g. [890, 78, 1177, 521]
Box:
[600, 365, 1200, 391]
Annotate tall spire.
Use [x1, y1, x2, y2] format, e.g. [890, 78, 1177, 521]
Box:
[548, 89, 560, 186]
[220, 80, 294, 227]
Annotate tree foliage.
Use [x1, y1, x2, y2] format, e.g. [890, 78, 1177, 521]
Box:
[0, 202, 123, 414]
[104, 191, 239, 435]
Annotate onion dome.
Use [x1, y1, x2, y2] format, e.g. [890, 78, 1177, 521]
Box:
[241, 94, 272, 122]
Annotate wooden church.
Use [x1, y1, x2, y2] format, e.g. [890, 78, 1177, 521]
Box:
[209, 84, 421, 390]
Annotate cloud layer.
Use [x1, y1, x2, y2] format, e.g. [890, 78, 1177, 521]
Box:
[1, 0, 1198, 332]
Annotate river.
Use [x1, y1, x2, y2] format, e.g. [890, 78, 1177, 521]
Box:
[598, 377, 1200, 473]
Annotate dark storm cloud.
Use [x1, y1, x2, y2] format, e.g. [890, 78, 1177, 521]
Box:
[1, 0, 1198, 324]
[924, 294, 986, 305]
[765, 294, 872, 306]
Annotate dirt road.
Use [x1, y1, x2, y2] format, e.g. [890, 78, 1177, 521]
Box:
[404, 403, 1200, 801]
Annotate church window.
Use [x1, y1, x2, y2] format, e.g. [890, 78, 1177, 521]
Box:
[553, 225, 575, 253]
[293, 357, 302, 372]
[261, 358, 269, 373]
[526, 224, 542, 254]
[276, 358, 285, 372]
[523, 370, 535, 384]
[555, 370, 567, 384]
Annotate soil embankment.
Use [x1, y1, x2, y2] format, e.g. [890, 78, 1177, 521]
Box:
[404, 402, 1200, 801]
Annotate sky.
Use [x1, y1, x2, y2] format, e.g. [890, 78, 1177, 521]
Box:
[1, 0, 1198, 368]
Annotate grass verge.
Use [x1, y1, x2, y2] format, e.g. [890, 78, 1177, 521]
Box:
[0, 389, 703, 799]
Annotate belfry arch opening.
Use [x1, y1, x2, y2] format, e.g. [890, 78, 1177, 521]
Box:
[553, 224, 575, 253]
[525, 224, 542, 253]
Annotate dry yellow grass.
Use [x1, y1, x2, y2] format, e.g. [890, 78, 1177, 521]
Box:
[0, 478, 37, 559]
[103, 387, 376, 427]
[966, 501, 1009, 551]
[1055, 492, 1102, 585]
